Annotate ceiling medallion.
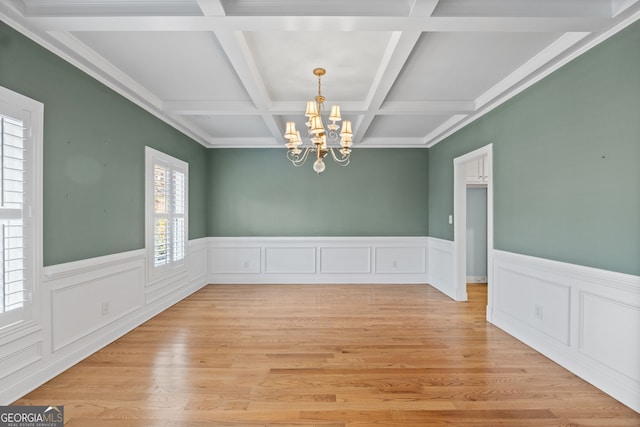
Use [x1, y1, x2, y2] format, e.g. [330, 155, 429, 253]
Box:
[284, 68, 353, 174]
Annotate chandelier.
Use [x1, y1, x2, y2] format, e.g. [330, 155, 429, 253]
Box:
[284, 68, 353, 174]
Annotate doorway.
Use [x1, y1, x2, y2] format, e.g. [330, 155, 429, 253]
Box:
[466, 177, 487, 309]
[466, 186, 487, 285]
[452, 144, 494, 321]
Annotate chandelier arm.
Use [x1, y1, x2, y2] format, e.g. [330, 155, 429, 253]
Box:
[327, 147, 351, 166]
[326, 128, 339, 141]
[287, 146, 314, 167]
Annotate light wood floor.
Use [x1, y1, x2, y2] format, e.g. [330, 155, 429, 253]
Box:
[15, 284, 640, 426]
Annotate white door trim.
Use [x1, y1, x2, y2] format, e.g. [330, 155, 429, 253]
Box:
[453, 144, 494, 320]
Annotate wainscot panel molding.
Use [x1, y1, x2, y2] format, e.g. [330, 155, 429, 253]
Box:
[321, 247, 371, 274]
[50, 260, 145, 352]
[491, 250, 640, 413]
[208, 237, 429, 284]
[188, 238, 209, 285]
[427, 237, 456, 299]
[265, 247, 317, 274]
[0, 241, 209, 405]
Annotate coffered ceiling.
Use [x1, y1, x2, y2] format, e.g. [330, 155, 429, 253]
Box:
[1, 0, 639, 148]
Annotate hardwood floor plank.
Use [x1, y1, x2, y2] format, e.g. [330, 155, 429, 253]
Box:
[13, 283, 640, 425]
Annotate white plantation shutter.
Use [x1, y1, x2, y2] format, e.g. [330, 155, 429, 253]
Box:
[0, 114, 27, 328]
[0, 86, 42, 332]
[146, 148, 188, 279]
[171, 169, 186, 262]
[153, 163, 169, 266]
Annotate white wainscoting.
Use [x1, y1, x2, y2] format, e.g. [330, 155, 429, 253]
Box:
[0, 238, 209, 405]
[0, 327, 43, 384]
[208, 237, 429, 284]
[49, 256, 145, 352]
[491, 250, 640, 413]
[427, 237, 456, 299]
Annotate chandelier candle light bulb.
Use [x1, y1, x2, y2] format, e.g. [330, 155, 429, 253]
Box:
[284, 68, 353, 174]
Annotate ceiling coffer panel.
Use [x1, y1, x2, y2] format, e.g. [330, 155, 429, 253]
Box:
[365, 115, 453, 138]
[245, 31, 393, 102]
[21, 0, 202, 16]
[187, 115, 272, 138]
[76, 31, 251, 102]
[432, 0, 614, 18]
[386, 31, 560, 102]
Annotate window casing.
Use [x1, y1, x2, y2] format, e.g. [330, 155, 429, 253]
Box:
[145, 147, 188, 281]
[0, 86, 43, 333]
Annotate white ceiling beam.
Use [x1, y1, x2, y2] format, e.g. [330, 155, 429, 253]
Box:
[21, 0, 199, 17]
[350, 0, 445, 145]
[194, 0, 285, 141]
[207, 137, 280, 148]
[212, 30, 284, 141]
[4, 0, 25, 15]
[432, 0, 615, 18]
[165, 100, 371, 116]
[423, 114, 468, 144]
[269, 101, 368, 115]
[409, 0, 441, 17]
[351, 31, 422, 145]
[163, 100, 257, 115]
[358, 137, 429, 147]
[195, 0, 226, 16]
[29, 16, 611, 33]
[612, 0, 640, 16]
[206, 136, 432, 149]
[162, 100, 477, 118]
[350, 1, 448, 145]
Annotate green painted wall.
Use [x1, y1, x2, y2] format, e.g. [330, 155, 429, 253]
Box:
[0, 22, 208, 266]
[429, 20, 640, 276]
[207, 148, 429, 236]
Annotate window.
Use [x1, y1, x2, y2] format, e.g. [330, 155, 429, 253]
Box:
[145, 147, 188, 280]
[0, 86, 42, 332]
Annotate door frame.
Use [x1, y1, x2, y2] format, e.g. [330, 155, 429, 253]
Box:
[452, 143, 494, 321]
